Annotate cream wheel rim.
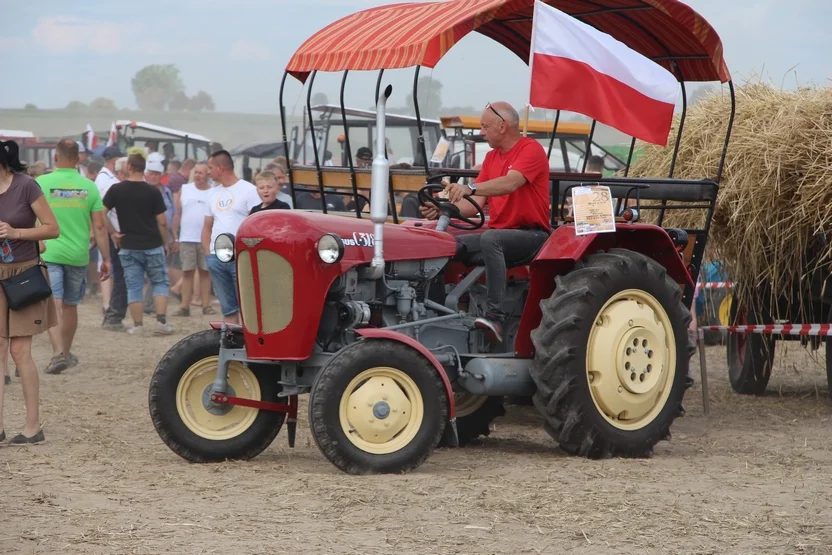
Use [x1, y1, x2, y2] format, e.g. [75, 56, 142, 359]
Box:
[339, 367, 424, 455]
[454, 392, 488, 418]
[175, 356, 261, 440]
[586, 289, 676, 431]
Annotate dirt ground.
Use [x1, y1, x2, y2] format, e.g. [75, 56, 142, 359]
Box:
[2, 299, 832, 555]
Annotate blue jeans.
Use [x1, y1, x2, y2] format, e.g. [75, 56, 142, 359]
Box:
[119, 247, 169, 305]
[206, 254, 238, 316]
[46, 263, 87, 306]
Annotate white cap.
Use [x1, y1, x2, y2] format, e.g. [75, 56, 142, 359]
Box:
[146, 160, 164, 173]
[147, 152, 164, 163]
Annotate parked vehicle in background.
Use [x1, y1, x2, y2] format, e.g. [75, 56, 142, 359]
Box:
[115, 121, 212, 161]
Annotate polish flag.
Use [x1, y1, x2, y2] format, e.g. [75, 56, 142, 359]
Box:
[85, 124, 98, 151]
[106, 121, 117, 147]
[528, 1, 678, 146]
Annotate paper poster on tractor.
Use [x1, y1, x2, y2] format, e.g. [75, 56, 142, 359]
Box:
[430, 137, 451, 164]
[571, 185, 616, 235]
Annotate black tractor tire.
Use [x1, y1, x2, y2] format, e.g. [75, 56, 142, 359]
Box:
[529, 249, 694, 459]
[149, 329, 285, 463]
[726, 300, 775, 395]
[308, 339, 448, 475]
[452, 395, 506, 446]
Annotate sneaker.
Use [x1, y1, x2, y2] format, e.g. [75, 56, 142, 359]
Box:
[127, 325, 146, 336]
[474, 316, 504, 345]
[45, 354, 69, 375]
[172, 307, 190, 317]
[10, 429, 45, 445]
[102, 319, 126, 332]
[154, 321, 175, 336]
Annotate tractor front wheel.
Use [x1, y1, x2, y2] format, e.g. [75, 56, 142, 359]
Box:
[149, 329, 284, 462]
[309, 339, 448, 474]
[529, 249, 693, 458]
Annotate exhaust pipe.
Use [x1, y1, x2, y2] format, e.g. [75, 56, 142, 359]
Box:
[370, 84, 393, 277]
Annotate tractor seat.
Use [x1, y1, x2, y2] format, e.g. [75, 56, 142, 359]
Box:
[463, 243, 544, 269]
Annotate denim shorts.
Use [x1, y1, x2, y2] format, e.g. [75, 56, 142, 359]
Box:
[119, 247, 169, 305]
[206, 254, 238, 316]
[46, 263, 87, 306]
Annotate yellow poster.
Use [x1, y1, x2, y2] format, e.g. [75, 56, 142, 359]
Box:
[572, 185, 615, 235]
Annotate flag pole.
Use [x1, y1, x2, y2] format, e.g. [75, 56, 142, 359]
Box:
[525, 0, 539, 138]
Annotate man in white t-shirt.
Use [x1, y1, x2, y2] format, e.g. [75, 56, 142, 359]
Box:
[97, 146, 130, 331]
[201, 150, 260, 324]
[172, 162, 215, 317]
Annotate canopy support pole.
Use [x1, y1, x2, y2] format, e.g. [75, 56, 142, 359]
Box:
[546, 110, 561, 159]
[340, 70, 362, 218]
[580, 120, 597, 173]
[305, 70, 327, 213]
[278, 71, 298, 208]
[716, 81, 736, 184]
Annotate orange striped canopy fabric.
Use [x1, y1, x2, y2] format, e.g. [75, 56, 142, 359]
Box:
[286, 0, 730, 84]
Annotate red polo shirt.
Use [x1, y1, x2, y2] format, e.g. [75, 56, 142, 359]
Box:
[476, 137, 550, 230]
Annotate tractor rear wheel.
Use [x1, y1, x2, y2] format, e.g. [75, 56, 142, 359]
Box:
[452, 393, 505, 446]
[726, 300, 774, 395]
[308, 339, 448, 474]
[529, 249, 693, 458]
[149, 329, 285, 462]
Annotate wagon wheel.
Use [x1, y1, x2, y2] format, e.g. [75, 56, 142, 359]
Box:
[726, 298, 775, 395]
[148, 329, 285, 462]
[529, 249, 693, 458]
[308, 339, 448, 474]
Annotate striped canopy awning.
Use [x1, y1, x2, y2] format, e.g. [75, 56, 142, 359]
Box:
[286, 0, 730, 84]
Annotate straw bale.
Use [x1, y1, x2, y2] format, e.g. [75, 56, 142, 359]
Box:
[629, 83, 832, 314]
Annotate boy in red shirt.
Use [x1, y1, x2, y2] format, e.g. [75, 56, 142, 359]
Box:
[420, 102, 550, 343]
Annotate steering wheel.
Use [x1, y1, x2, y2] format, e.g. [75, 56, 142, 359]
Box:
[417, 183, 485, 231]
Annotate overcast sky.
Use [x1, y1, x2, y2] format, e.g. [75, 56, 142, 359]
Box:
[2, 0, 829, 115]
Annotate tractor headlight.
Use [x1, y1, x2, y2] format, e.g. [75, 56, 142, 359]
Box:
[214, 233, 235, 263]
[317, 234, 344, 264]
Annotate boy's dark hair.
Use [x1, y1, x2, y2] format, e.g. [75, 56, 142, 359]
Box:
[0, 140, 28, 173]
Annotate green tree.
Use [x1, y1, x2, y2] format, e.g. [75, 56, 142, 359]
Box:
[187, 91, 216, 112]
[131, 64, 184, 110]
[65, 100, 88, 111]
[24, 103, 37, 110]
[90, 97, 117, 111]
[168, 90, 189, 111]
[403, 76, 443, 118]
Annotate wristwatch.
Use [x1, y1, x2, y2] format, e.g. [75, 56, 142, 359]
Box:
[467, 182, 477, 194]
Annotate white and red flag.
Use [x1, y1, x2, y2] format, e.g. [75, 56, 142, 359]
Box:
[528, 0, 678, 145]
[106, 121, 117, 147]
[85, 123, 98, 150]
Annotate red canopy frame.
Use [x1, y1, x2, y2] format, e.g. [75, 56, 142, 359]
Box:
[286, 0, 730, 84]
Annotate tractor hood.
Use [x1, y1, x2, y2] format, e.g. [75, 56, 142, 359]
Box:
[237, 210, 457, 267]
[232, 210, 456, 361]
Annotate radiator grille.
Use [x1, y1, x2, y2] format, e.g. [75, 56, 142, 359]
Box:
[256, 250, 293, 334]
[237, 250, 258, 334]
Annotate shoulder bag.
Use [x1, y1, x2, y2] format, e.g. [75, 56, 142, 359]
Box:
[0, 260, 53, 311]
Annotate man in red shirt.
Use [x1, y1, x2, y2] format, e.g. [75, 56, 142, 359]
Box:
[420, 102, 551, 343]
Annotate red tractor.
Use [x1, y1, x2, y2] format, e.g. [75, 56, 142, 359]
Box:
[148, 0, 734, 474]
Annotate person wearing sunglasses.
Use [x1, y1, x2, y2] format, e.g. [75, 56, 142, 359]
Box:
[419, 102, 551, 344]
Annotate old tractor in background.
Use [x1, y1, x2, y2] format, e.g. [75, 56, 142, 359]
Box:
[148, 0, 734, 474]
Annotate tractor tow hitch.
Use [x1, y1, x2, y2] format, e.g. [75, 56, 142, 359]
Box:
[209, 393, 299, 448]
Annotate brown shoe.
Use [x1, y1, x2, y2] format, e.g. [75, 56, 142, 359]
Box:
[173, 307, 191, 317]
[202, 306, 217, 315]
[45, 354, 69, 375]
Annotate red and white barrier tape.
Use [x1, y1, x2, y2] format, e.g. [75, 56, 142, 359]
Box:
[699, 323, 832, 337]
[695, 281, 733, 290]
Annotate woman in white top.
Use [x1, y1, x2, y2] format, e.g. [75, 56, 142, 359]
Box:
[171, 162, 215, 316]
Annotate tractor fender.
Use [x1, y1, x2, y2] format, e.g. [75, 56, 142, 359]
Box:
[355, 328, 457, 421]
[515, 224, 694, 357]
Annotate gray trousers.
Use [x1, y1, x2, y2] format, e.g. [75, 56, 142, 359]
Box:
[456, 228, 550, 318]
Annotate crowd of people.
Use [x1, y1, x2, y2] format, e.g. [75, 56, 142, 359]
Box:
[0, 136, 289, 444]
